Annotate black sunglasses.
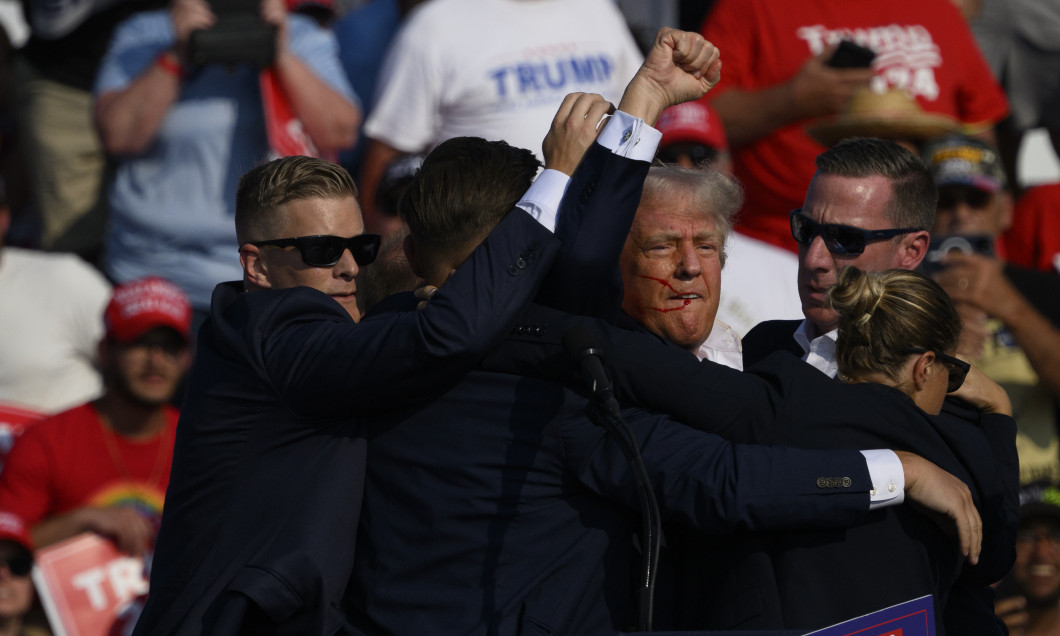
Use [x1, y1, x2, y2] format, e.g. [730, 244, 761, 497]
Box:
[0, 554, 32, 577]
[790, 209, 921, 256]
[937, 187, 992, 210]
[904, 347, 971, 392]
[249, 234, 381, 268]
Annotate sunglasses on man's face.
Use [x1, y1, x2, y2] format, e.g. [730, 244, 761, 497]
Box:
[936, 187, 993, 210]
[790, 209, 921, 256]
[0, 554, 32, 577]
[904, 347, 971, 392]
[249, 234, 382, 268]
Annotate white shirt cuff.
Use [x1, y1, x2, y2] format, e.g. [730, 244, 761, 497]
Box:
[597, 110, 662, 162]
[860, 449, 905, 510]
[515, 168, 571, 233]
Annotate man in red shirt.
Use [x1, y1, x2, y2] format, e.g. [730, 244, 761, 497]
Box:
[0, 276, 191, 556]
[700, 0, 1010, 252]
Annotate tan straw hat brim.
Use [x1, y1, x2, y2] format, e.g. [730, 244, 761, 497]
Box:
[808, 112, 962, 147]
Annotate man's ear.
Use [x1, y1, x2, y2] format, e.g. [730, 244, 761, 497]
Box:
[900, 230, 930, 270]
[403, 234, 425, 278]
[240, 244, 272, 289]
[911, 350, 935, 392]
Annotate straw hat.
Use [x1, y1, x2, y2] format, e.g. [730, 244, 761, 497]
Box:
[806, 87, 963, 147]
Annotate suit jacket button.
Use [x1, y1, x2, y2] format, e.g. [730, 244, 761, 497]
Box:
[816, 477, 827, 488]
[508, 265, 519, 276]
[516, 258, 527, 269]
[842, 477, 852, 488]
[532, 326, 543, 336]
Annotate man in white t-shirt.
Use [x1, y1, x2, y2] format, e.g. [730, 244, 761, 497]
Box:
[0, 202, 111, 415]
[358, 0, 643, 235]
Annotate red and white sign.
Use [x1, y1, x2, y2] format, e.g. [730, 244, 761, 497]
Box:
[260, 67, 336, 161]
[32, 533, 148, 636]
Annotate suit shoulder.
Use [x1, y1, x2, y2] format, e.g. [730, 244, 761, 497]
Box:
[743, 319, 802, 367]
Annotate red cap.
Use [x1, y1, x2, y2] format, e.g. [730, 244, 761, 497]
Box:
[0, 511, 33, 553]
[656, 101, 728, 153]
[104, 277, 192, 344]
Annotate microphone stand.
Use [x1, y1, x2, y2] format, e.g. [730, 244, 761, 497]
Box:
[565, 325, 662, 632]
[585, 400, 662, 632]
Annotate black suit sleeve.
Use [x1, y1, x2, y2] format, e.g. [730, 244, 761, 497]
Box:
[559, 407, 873, 534]
[486, 305, 789, 443]
[536, 142, 650, 321]
[741, 319, 804, 369]
[259, 210, 562, 416]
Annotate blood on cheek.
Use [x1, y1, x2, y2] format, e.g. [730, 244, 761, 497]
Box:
[638, 275, 693, 314]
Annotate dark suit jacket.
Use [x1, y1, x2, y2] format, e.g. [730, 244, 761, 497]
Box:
[347, 363, 879, 635]
[133, 209, 560, 636]
[485, 308, 1018, 633]
[738, 317, 1018, 633]
[741, 318, 803, 369]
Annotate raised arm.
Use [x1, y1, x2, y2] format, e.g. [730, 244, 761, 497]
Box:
[616, 27, 721, 127]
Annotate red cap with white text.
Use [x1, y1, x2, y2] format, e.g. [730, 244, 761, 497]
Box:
[0, 511, 33, 553]
[104, 277, 192, 344]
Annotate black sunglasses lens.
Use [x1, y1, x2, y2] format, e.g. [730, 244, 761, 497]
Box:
[350, 234, 381, 266]
[947, 366, 968, 392]
[298, 235, 381, 267]
[4, 555, 31, 576]
[824, 226, 866, 255]
[301, 237, 345, 267]
[790, 213, 865, 255]
[791, 213, 811, 244]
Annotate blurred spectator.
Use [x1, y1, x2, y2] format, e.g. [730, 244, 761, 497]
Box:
[996, 482, 1060, 635]
[1001, 183, 1060, 274]
[93, 0, 360, 317]
[653, 100, 803, 336]
[0, 512, 48, 636]
[807, 86, 963, 152]
[654, 100, 730, 169]
[333, 0, 425, 176]
[358, 154, 424, 313]
[972, 0, 1060, 191]
[922, 135, 1060, 486]
[358, 0, 643, 236]
[700, 0, 1009, 254]
[0, 195, 111, 415]
[11, 0, 166, 262]
[0, 277, 191, 557]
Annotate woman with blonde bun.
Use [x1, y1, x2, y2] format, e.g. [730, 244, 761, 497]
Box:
[830, 265, 1010, 419]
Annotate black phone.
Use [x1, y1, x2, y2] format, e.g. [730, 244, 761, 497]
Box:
[827, 40, 877, 68]
[920, 234, 995, 275]
[188, 0, 276, 68]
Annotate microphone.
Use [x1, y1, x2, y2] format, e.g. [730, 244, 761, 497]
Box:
[562, 325, 621, 417]
[563, 324, 659, 631]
